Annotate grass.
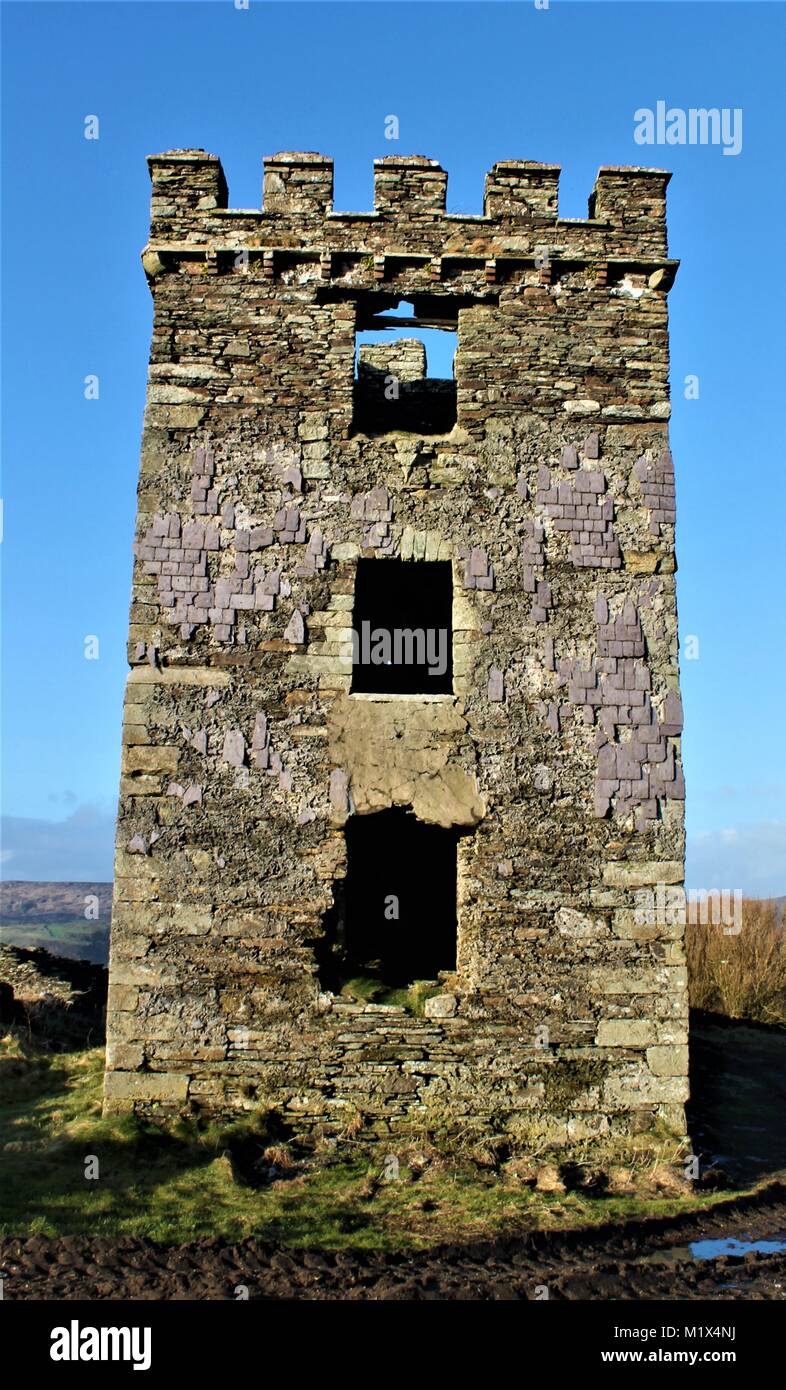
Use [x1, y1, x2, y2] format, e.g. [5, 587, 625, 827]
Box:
[0, 1032, 753, 1250]
[686, 898, 786, 1027]
[339, 976, 441, 1014]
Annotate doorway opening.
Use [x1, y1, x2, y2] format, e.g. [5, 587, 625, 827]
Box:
[315, 809, 459, 997]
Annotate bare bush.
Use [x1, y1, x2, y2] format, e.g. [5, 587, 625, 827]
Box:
[686, 898, 786, 1026]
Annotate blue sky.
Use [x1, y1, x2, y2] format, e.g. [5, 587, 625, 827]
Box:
[1, 0, 784, 892]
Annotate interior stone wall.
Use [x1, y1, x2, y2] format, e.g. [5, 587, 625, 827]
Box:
[104, 150, 688, 1146]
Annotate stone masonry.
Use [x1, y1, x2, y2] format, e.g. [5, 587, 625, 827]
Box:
[105, 149, 688, 1147]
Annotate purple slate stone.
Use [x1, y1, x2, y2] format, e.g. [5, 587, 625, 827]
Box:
[488, 667, 505, 702]
[668, 768, 686, 799]
[661, 690, 684, 734]
[222, 730, 245, 768]
[594, 594, 609, 625]
[182, 521, 204, 549]
[329, 768, 349, 813]
[596, 778, 618, 798]
[469, 547, 488, 578]
[283, 609, 305, 644]
[597, 744, 617, 778]
[282, 464, 303, 492]
[582, 433, 599, 460]
[367, 485, 392, 519]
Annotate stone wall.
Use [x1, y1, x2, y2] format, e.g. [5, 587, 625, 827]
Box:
[105, 150, 688, 1146]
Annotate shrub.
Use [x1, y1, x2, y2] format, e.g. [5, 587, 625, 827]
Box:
[686, 898, 786, 1026]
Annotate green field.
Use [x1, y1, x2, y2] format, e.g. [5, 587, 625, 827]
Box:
[0, 921, 109, 964]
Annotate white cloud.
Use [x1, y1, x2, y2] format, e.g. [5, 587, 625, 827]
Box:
[0, 804, 115, 882]
[687, 821, 786, 898]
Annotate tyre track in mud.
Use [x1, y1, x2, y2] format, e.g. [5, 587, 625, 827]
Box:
[2, 1185, 785, 1301]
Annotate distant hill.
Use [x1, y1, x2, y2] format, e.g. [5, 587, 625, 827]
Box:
[0, 881, 112, 964]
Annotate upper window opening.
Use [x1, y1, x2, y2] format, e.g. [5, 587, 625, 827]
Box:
[353, 297, 457, 435]
[351, 558, 453, 695]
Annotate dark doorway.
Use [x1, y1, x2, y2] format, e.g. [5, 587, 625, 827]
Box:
[350, 559, 453, 695]
[317, 810, 459, 992]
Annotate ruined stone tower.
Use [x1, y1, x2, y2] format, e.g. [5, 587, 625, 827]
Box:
[105, 149, 688, 1147]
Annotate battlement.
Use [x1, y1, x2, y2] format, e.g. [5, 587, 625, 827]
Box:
[146, 149, 673, 261]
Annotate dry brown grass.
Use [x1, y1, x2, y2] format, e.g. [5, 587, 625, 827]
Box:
[687, 898, 786, 1026]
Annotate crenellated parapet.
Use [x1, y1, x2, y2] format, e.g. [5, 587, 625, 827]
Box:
[145, 149, 674, 267]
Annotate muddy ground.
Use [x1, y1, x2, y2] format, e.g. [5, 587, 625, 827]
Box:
[2, 1187, 785, 1300]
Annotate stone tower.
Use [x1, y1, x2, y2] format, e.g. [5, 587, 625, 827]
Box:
[105, 149, 688, 1148]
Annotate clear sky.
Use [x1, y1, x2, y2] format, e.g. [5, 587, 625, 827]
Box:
[1, 0, 784, 892]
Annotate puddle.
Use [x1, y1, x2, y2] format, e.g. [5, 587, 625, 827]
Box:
[642, 1232, 786, 1266]
[690, 1235, 786, 1260]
